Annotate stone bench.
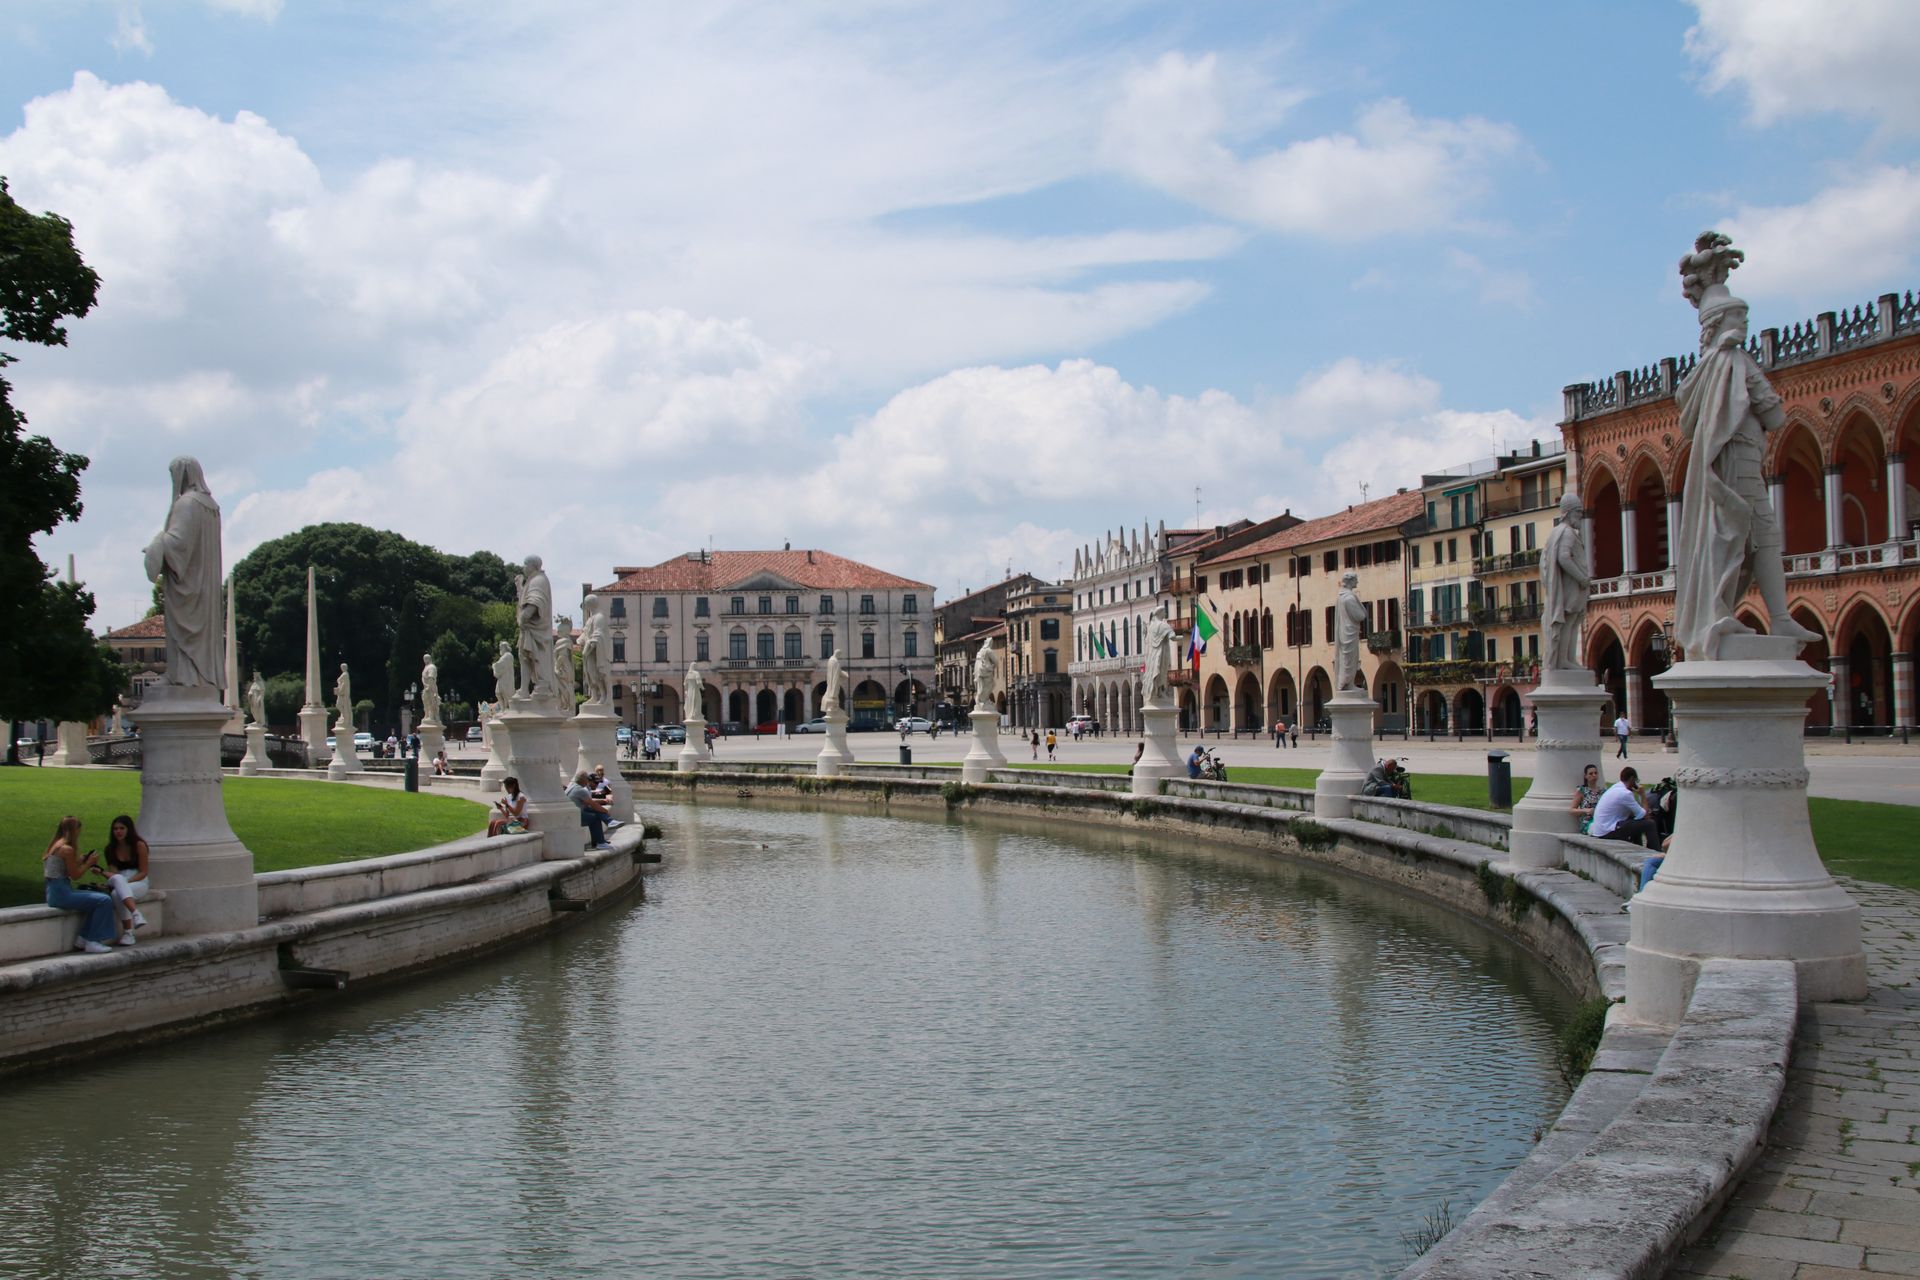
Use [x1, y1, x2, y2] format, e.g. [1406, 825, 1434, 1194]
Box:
[0, 891, 170, 964]
[1560, 832, 1652, 900]
[1350, 793, 1513, 849]
[257, 830, 547, 918]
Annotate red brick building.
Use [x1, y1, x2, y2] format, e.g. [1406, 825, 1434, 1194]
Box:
[1561, 287, 1920, 733]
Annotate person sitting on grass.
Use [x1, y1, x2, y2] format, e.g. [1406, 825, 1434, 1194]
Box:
[43, 816, 119, 954]
[567, 770, 613, 849]
[488, 777, 529, 837]
[101, 814, 151, 943]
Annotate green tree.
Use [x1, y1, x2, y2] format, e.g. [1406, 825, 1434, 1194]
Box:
[0, 177, 122, 756]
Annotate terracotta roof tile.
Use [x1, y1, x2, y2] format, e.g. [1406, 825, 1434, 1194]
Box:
[1207, 490, 1424, 564]
[598, 550, 931, 594]
[108, 615, 167, 639]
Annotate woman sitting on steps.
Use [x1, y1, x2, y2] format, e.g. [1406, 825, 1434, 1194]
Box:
[42, 816, 119, 954]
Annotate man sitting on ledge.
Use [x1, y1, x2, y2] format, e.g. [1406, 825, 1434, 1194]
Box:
[567, 771, 615, 850]
[1592, 767, 1665, 849]
[1361, 759, 1409, 799]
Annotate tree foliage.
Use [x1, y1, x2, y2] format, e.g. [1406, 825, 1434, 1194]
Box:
[231, 523, 517, 727]
[0, 177, 122, 735]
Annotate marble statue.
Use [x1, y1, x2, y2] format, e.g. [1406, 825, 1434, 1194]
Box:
[245, 671, 266, 726]
[515, 555, 555, 699]
[1334, 572, 1367, 692]
[142, 456, 224, 689]
[1142, 605, 1174, 705]
[684, 660, 706, 721]
[822, 649, 844, 714]
[1541, 492, 1592, 671]
[333, 663, 352, 721]
[972, 642, 998, 710]
[1672, 231, 1818, 660]
[421, 653, 441, 723]
[492, 641, 515, 708]
[579, 594, 613, 707]
[554, 615, 577, 705]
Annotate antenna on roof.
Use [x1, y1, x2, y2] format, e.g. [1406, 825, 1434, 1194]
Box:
[1194, 486, 1201, 527]
[1359, 481, 1370, 503]
[784, 540, 790, 551]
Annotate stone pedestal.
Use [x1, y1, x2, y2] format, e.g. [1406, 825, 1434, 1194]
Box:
[1626, 635, 1868, 1026]
[1313, 690, 1377, 819]
[1130, 703, 1184, 796]
[135, 688, 259, 934]
[815, 708, 851, 777]
[297, 705, 331, 768]
[677, 716, 712, 772]
[572, 706, 634, 822]
[416, 718, 445, 764]
[326, 714, 364, 778]
[503, 698, 579, 859]
[961, 707, 1007, 784]
[1509, 669, 1610, 869]
[238, 725, 267, 776]
[479, 717, 510, 785]
[45, 721, 90, 768]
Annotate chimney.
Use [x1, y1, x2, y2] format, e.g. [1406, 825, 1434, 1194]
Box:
[807, 549, 815, 563]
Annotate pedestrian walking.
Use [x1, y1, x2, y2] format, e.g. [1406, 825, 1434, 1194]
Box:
[1614, 714, 1631, 759]
[1030, 728, 1039, 760]
[1045, 729, 1057, 761]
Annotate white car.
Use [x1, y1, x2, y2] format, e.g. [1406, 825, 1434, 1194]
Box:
[793, 717, 831, 734]
[894, 716, 933, 734]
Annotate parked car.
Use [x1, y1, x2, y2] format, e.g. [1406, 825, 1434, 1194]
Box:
[616, 725, 632, 744]
[466, 725, 485, 743]
[793, 717, 830, 734]
[894, 716, 933, 734]
[1067, 714, 1094, 732]
[354, 732, 375, 751]
[751, 720, 782, 734]
[657, 724, 687, 744]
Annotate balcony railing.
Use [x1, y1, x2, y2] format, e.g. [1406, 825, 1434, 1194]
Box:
[716, 656, 815, 671]
[1471, 548, 1543, 577]
[1367, 629, 1401, 653]
[1408, 608, 1468, 629]
[1225, 644, 1260, 667]
[1480, 489, 1564, 520]
[1406, 659, 1540, 685]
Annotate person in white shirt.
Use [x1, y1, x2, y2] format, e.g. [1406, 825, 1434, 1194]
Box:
[1592, 767, 1661, 847]
[1614, 714, 1631, 758]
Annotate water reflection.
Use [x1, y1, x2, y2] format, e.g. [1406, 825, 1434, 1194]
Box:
[0, 800, 1573, 1279]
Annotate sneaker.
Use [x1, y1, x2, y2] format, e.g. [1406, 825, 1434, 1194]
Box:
[592, 842, 613, 851]
[79, 939, 112, 955]
[605, 819, 624, 830]
[131, 909, 148, 929]
[118, 931, 137, 946]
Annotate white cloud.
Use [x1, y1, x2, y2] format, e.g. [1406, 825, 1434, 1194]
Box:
[110, 8, 152, 55]
[1100, 52, 1522, 237]
[1685, 0, 1920, 128]
[1719, 166, 1920, 298]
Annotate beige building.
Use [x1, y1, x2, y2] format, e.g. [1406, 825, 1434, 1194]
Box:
[595, 549, 934, 732]
[1005, 579, 1071, 729]
[1186, 491, 1421, 735]
[104, 614, 168, 702]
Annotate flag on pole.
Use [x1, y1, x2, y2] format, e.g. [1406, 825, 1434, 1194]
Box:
[1189, 600, 1218, 672]
[1092, 630, 1107, 659]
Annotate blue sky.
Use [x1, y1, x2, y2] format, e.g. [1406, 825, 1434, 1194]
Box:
[4, 0, 1918, 626]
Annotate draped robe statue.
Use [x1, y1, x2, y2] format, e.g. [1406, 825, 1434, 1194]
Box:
[1142, 605, 1174, 705]
[579, 595, 613, 708]
[972, 643, 998, 710]
[492, 642, 515, 708]
[333, 664, 353, 726]
[245, 671, 266, 726]
[142, 457, 224, 690]
[421, 654, 441, 723]
[1541, 492, 1592, 671]
[554, 616, 577, 706]
[1333, 572, 1367, 691]
[822, 649, 844, 714]
[515, 556, 555, 699]
[684, 661, 707, 722]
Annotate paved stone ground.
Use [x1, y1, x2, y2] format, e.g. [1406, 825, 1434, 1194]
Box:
[1673, 879, 1920, 1280]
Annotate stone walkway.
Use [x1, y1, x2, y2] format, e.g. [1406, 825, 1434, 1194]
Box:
[1673, 879, 1920, 1279]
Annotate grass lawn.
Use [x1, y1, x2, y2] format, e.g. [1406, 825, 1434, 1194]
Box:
[1005, 762, 1914, 891]
[1, 768, 487, 909]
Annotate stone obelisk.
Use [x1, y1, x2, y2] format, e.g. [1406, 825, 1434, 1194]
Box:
[297, 565, 331, 766]
[47, 555, 94, 767]
[222, 574, 244, 733]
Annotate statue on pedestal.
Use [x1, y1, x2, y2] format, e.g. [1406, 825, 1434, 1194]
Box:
[554, 615, 577, 706]
[972, 642, 998, 710]
[1541, 492, 1592, 671]
[492, 642, 515, 709]
[245, 671, 266, 726]
[421, 654, 441, 723]
[684, 661, 707, 721]
[142, 457, 223, 690]
[1333, 572, 1367, 691]
[822, 649, 844, 714]
[579, 595, 613, 708]
[333, 664, 353, 726]
[1142, 605, 1174, 705]
[515, 555, 555, 699]
[1672, 231, 1819, 660]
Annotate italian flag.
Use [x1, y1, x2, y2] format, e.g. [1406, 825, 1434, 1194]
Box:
[1091, 631, 1107, 659]
[1189, 601, 1218, 672]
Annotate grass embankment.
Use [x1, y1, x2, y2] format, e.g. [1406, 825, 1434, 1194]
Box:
[1005, 763, 1916, 891]
[1, 769, 486, 908]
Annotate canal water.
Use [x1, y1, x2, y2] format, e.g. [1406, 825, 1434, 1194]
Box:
[0, 800, 1576, 1279]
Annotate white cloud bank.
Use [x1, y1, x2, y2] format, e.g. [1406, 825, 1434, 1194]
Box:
[1719, 166, 1920, 300]
[1685, 0, 1920, 129]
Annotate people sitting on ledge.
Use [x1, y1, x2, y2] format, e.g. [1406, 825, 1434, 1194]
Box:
[431, 750, 450, 776]
[567, 770, 617, 850]
[42, 816, 119, 954]
[1592, 767, 1673, 871]
[101, 814, 151, 945]
[487, 777, 528, 837]
[1569, 763, 1604, 833]
[1361, 759, 1409, 799]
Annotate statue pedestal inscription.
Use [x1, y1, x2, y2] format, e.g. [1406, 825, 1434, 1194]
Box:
[46, 721, 90, 768]
[1131, 703, 1184, 796]
[238, 725, 267, 777]
[1626, 635, 1867, 1025]
[572, 706, 633, 822]
[297, 705, 331, 767]
[479, 717, 510, 785]
[326, 714, 364, 778]
[503, 698, 578, 859]
[678, 716, 712, 772]
[137, 687, 259, 934]
[960, 709, 1006, 784]
[1509, 669, 1610, 869]
[1314, 690, 1376, 819]
[815, 708, 851, 777]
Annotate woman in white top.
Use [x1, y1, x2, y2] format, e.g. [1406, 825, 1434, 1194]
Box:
[42, 816, 119, 953]
[488, 777, 530, 837]
[102, 813, 152, 945]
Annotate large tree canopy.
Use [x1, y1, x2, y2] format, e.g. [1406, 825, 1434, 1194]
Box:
[0, 177, 123, 738]
[232, 523, 517, 723]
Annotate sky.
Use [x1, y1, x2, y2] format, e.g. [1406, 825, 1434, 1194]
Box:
[5, 0, 1919, 628]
